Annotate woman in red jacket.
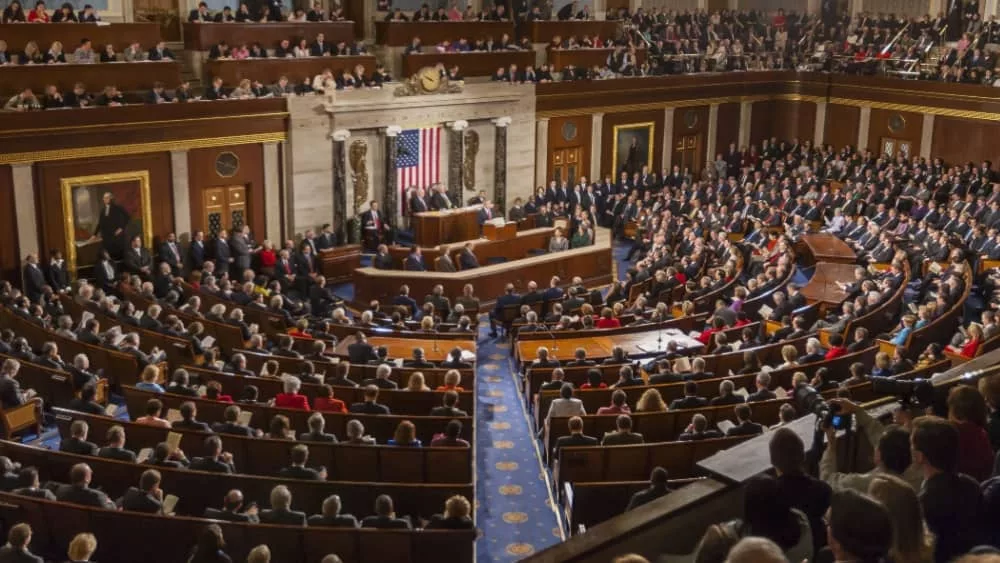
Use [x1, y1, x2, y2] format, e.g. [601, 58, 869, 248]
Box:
[313, 384, 346, 413]
[273, 375, 310, 411]
[596, 307, 621, 329]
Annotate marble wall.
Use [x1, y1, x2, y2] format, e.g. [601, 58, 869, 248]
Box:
[285, 83, 535, 235]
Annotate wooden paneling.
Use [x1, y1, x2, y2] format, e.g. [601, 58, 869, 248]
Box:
[601, 109, 666, 178]
[403, 51, 535, 78]
[931, 116, 1000, 168]
[204, 56, 376, 84]
[374, 21, 515, 46]
[187, 144, 266, 238]
[182, 22, 354, 51]
[771, 100, 815, 145]
[548, 115, 592, 182]
[714, 102, 740, 157]
[748, 100, 773, 146]
[671, 104, 710, 171]
[0, 166, 19, 286]
[824, 104, 860, 150]
[0, 23, 161, 52]
[525, 20, 623, 43]
[34, 154, 174, 268]
[867, 108, 923, 156]
[0, 62, 182, 96]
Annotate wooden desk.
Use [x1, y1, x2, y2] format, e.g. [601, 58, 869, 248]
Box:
[0, 23, 161, 52]
[182, 22, 354, 50]
[546, 47, 647, 70]
[525, 20, 623, 43]
[516, 328, 703, 361]
[799, 262, 858, 308]
[388, 227, 553, 268]
[318, 244, 362, 284]
[402, 50, 536, 77]
[483, 221, 516, 241]
[0, 61, 182, 95]
[335, 335, 475, 363]
[354, 229, 613, 307]
[375, 21, 515, 46]
[413, 206, 481, 247]
[797, 233, 857, 265]
[203, 56, 376, 84]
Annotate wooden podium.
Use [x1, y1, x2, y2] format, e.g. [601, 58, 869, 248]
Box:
[483, 222, 517, 241]
[413, 206, 481, 247]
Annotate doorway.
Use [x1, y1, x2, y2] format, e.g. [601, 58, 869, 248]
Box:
[202, 185, 248, 238]
[673, 135, 702, 175]
[551, 147, 583, 186]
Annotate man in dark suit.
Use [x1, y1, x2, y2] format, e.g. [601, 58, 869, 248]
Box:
[404, 246, 426, 271]
[678, 413, 724, 441]
[308, 494, 360, 528]
[372, 245, 393, 269]
[119, 469, 164, 514]
[458, 242, 479, 270]
[122, 235, 153, 277]
[94, 251, 117, 295]
[309, 32, 329, 56]
[436, 248, 457, 272]
[158, 232, 183, 275]
[726, 404, 765, 437]
[230, 225, 253, 277]
[402, 348, 435, 368]
[361, 495, 412, 529]
[477, 200, 497, 226]
[278, 444, 326, 481]
[93, 192, 130, 260]
[212, 405, 257, 437]
[669, 382, 709, 410]
[188, 231, 206, 272]
[489, 283, 521, 337]
[260, 484, 307, 526]
[212, 230, 233, 273]
[429, 185, 455, 211]
[747, 372, 777, 402]
[0, 523, 43, 563]
[601, 415, 644, 445]
[204, 489, 259, 523]
[315, 223, 338, 251]
[361, 201, 392, 251]
[189, 436, 236, 473]
[391, 286, 419, 316]
[347, 332, 378, 364]
[98, 425, 137, 462]
[429, 391, 468, 417]
[60, 420, 99, 456]
[299, 412, 338, 442]
[56, 463, 115, 509]
[349, 386, 391, 414]
[21, 254, 46, 304]
[552, 416, 598, 459]
[625, 467, 672, 511]
[409, 188, 430, 214]
[171, 401, 212, 432]
[46, 250, 69, 294]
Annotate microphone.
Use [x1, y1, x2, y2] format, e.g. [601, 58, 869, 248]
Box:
[537, 317, 559, 356]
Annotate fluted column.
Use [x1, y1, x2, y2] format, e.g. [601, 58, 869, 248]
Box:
[857, 105, 872, 152]
[447, 120, 468, 205]
[814, 101, 827, 146]
[493, 117, 511, 212]
[331, 129, 350, 245]
[169, 150, 191, 244]
[662, 107, 675, 172]
[535, 118, 549, 188]
[706, 104, 719, 167]
[738, 101, 752, 148]
[590, 112, 603, 181]
[920, 114, 935, 160]
[11, 163, 37, 259]
[384, 126, 402, 226]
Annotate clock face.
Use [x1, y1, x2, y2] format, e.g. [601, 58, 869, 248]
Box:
[888, 114, 906, 134]
[418, 67, 440, 92]
[215, 152, 240, 178]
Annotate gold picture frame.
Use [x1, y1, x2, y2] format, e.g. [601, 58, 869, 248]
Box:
[612, 122, 655, 178]
[60, 171, 153, 277]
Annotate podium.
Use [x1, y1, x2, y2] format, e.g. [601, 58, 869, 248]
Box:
[413, 206, 481, 247]
[483, 222, 517, 241]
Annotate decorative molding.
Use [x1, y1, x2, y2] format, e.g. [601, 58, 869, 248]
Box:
[0, 132, 288, 165]
[349, 140, 369, 211]
[331, 129, 352, 142]
[0, 112, 289, 136]
[492, 116, 513, 127]
[827, 97, 1000, 122]
[384, 125, 403, 137]
[463, 130, 479, 191]
[448, 120, 470, 131]
[536, 94, 824, 118]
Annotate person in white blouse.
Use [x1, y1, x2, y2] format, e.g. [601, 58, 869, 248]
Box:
[544, 383, 585, 429]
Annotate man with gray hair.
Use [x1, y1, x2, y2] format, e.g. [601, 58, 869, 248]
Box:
[748, 372, 776, 402]
[260, 484, 306, 525]
[725, 537, 788, 563]
[308, 494, 359, 528]
[362, 364, 398, 389]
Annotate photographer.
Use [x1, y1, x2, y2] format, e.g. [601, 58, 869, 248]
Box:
[819, 399, 923, 492]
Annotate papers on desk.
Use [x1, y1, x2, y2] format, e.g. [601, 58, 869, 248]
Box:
[758, 304, 773, 319]
[672, 356, 692, 372]
[460, 349, 476, 362]
[487, 218, 506, 227]
[196, 385, 207, 397]
[78, 311, 95, 332]
[104, 404, 118, 417]
[165, 409, 183, 423]
[716, 420, 735, 434]
[137, 448, 154, 463]
[734, 387, 750, 399]
[393, 358, 404, 367]
[237, 411, 253, 427]
[774, 387, 789, 400]
[162, 494, 179, 516]
[111, 332, 127, 347]
[166, 431, 183, 451]
[200, 336, 215, 349]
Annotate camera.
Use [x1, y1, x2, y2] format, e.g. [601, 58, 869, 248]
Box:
[870, 376, 935, 408]
[793, 383, 852, 431]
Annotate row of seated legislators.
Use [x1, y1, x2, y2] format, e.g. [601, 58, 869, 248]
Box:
[205, 35, 367, 60]
[1, 0, 100, 23]
[403, 34, 532, 54]
[0, 37, 175, 64]
[188, 0, 347, 23]
[382, 3, 510, 22]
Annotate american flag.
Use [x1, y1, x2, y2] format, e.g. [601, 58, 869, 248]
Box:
[396, 127, 441, 215]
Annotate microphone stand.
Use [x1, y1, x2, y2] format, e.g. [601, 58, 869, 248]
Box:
[538, 318, 559, 358]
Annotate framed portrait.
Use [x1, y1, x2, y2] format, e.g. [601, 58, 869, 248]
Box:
[60, 171, 152, 276]
[612, 122, 655, 178]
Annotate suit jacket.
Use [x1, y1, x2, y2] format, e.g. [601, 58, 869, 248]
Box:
[436, 254, 456, 272]
[601, 431, 644, 446]
[189, 456, 235, 473]
[553, 433, 598, 457]
[726, 421, 764, 436]
[0, 545, 42, 563]
[347, 342, 378, 364]
[361, 515, 412, 529]
[60, 437, 99, 456]
[260, 508, 307, 526]
[679, 429, 724, 441]
[279, 465, 325, 480]
[430, 192, 454, 210]
[22, 264, 46, 302]
[372, 253, 393, 269]
[188, 240, 206, 271]
[204, 507, 258, 523]
[98, 446, 137, 462]
[404, 254, 426, 271]
[308, 514, 360, 527]
[119, 486, 162, 513]
[56, 484, 113, 508]
[349, 401, 391, 415]
[669, 396, 709, 410]
[626, 484, 672, 511]
[123, 247, 153, 274]
[459, 250, 479, 270]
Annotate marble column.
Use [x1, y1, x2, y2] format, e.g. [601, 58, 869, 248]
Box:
[662, 107, 675, 172]
[590, 113, 604, 182]
[813, 101, 828, 146]
[447, 121, 468, 205]
[383, 126, 402, 226]
[493, 117, 511, 212]
[331, 130, 350, 246]
[11, 163, 37, 260]
[535, 118, 550, 187]
[706, 104, 719, 167]
[262, 142, 282, 243]
[169, 150, 191, 244]
[857, 105, 872, 151]
[987, 0, 998, 17]
[738, 101, 753, 148]
[592, 0, 606, 20]
[920, 114, 935, 160]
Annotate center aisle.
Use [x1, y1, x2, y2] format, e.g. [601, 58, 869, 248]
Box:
[475, 319, 564, 561]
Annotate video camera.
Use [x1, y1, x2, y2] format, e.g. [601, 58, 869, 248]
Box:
[793, 383, 851, 431]
[870, 376, 935, 408]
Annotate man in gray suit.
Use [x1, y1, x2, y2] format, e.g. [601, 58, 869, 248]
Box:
[436, 246, 457, 272]
[230, 225, 252, 278]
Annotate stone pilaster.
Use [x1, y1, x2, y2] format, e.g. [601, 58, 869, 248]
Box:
[169, 150, 191, 244]
[662, 107, 675, 172]
[857, 105, 872, 151]
[11, 163, 36, 260]
[738, 101, 753, 148]
[814, 101, 827, 146]
[493, 117, 511, 212]
[535, 118, 550, 187]
[384, 126, 402, 226]
[706, 104, 719, 167]
[920, 114, 935, 160]
[263, 142, 282, 243]
[447, 120, 468, 205]
[590, 112, 603, 181]
[331, 130, 350, 246]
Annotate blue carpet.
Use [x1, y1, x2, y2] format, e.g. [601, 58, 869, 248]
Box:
[475, 319, 564, 560]
[791, 265, 815, 286]
[330, 282, 355, 303]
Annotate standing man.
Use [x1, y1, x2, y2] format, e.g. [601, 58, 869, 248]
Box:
[230, 225, 252, 278]
[92, 192, 130, 260]
[159, 232, 183, 276]
[22, 254, 46, 303]
[361, 201, 392, 251]
[213, 230, 233, 274]
[188, 231, 206, 273]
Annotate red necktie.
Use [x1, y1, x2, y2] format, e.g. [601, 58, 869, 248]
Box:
[285, 262, 291, 275]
